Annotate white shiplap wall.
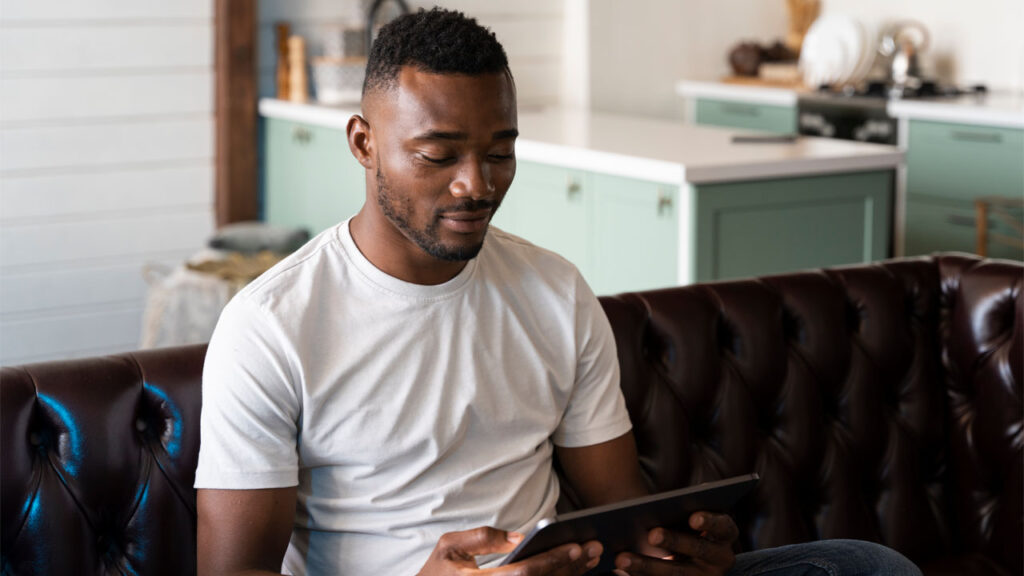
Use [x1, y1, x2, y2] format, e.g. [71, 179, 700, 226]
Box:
[0, 0, 216, 365]
[258, 0, 566, 108]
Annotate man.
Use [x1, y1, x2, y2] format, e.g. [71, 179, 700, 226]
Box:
[196, 8, 921, 576]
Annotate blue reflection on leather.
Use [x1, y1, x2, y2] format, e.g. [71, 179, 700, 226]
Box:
[24, 492, 51, 573]
[142, 382, 183, 458]
[37, 392, 83, 477]
[123, 481, 151, 574]
[25, 491, 42, 530]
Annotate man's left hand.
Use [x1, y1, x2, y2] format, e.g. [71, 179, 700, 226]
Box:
[613, 511, 739, 576]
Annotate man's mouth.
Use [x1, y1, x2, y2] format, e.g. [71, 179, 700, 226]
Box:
[438, 209, 492, 233]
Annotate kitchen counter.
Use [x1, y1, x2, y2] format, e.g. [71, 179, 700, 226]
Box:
[676, 79, 1024, 129]
[675, 79, 801, 107]
[261, 98, 902, 289]
[259, 98, 903, 186]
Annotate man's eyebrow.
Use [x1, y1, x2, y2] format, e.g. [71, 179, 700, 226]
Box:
[411, 128, 519, 141]
[413, 130, 467, 141]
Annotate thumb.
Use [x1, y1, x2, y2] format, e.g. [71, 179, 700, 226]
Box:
[439, 527, 524, 558]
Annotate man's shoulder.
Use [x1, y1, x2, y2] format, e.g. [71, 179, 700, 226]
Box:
[235, 224, 344, 306]
[485, 227, 580, 278]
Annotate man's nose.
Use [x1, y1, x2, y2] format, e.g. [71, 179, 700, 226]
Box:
[449, 158, 494, 199]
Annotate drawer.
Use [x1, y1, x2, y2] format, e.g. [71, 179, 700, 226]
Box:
[906, 120, 1024, 202]
[905, 193, 1023, 260]
[695, 98, 797, 134]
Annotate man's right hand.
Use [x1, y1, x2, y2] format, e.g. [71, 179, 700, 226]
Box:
[417, 526, 602, 575]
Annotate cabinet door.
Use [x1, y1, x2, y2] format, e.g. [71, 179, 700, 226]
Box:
[494, 160, 594, 281]
[591, 174, 679, 295]
[906, 120, 1024, 202]
[695, 170, 893, 282]
[695, 98, 797, 134]
[904, 120, 1023, 259]
[906, 194, 1023, 260]
[264, 118, 366, 235]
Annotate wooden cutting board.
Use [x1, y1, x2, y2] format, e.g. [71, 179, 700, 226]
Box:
[721, 75, 810, 91]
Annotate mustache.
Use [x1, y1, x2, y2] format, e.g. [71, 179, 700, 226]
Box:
[436, 199, 499, 216]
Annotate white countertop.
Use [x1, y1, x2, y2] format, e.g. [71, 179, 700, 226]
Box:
[675, 80, 801, 107]
[260, 98, 903, 185]
[676, 79, 1024, 129]
[888, 93, 1024, 129]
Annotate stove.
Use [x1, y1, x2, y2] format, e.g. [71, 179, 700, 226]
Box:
[796, 81, 988, 145]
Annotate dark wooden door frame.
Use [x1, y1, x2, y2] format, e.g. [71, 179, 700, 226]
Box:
[215, 0, 259, 226]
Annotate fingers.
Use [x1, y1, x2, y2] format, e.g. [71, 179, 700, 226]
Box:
[491, 540, 602, 576]
[613, 518, 738, 576]
[647, 528, 733, 569]
[437, 526, 523, 560]
[613, 552, 701, 576]
[688, 512, 739, 544]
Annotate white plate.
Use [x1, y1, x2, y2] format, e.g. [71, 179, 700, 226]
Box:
[800, 14, 866, 87]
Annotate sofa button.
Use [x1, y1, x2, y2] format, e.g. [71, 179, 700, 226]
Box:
[29, 431, 42, 446]
[135, 419, 147, 432]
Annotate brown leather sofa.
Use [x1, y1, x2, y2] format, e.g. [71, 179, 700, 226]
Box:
[3, 253, 1021, 575]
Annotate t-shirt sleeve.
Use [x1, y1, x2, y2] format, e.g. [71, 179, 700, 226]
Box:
[552, 274, 633, 447]
[194, 295, 301, 489]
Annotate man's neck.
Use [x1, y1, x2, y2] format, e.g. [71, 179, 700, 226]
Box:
[348, 211, 469, 285]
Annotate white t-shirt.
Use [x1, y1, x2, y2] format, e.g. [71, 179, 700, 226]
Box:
[195, 220, 632, 575]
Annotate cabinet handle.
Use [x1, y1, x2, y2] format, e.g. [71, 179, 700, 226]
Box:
[720, 102, 760, 117]
[657, 188, 673, 216]
[950, 130, 1002, 144]
[946, 214, 975, 227]
[292, 126, 313, 145]
[566, 176, 582, 199]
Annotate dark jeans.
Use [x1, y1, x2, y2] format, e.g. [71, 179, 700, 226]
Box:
[729, 540, 923, 576]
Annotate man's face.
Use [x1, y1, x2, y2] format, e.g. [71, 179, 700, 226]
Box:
[366, 67, 518, 262]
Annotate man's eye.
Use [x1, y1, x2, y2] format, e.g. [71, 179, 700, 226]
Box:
[489, 153, 515, 161]
[420, 154, 453, 164]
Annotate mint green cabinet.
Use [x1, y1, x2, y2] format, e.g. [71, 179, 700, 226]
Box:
[592, 173, 678, 294]
[495, 162, 594, 281]
[694, 170, 893, 282]
[695, 98, 797, 134]
[264, 118, 365, 235]
[905, 119, 1023, 260]
[495, 161, 679, 295]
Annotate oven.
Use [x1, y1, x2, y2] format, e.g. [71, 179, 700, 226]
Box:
[797, 94, 898, 145]
[796, 82, 986, 146]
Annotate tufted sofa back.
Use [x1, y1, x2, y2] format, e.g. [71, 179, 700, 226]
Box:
[2, 345, 207, 575]
[590, 254, 1022, 575]
[2, 254, 1021, 575]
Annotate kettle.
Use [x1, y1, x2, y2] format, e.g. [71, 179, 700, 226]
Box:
[878, 21, 929, 91]
[366, 0, 410, 54]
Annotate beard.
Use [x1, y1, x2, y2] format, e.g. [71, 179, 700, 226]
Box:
[375, 167, 500, 262]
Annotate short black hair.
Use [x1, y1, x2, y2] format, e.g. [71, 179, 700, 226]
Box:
[362, 7, 510, 96]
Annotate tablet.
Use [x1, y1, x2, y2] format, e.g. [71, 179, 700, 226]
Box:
[499, 473, 758, 573]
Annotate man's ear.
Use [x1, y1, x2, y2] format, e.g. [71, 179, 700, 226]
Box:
[347, 114, 374, 169]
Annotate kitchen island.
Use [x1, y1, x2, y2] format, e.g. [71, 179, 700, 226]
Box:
[260, 98, 903, 294]
[676, 80, 1024, 261]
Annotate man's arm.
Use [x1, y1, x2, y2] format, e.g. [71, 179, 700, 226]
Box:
[555, 430, 649, 507]
[555, 432, 739, 576]
[197, 487, 297, 576]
